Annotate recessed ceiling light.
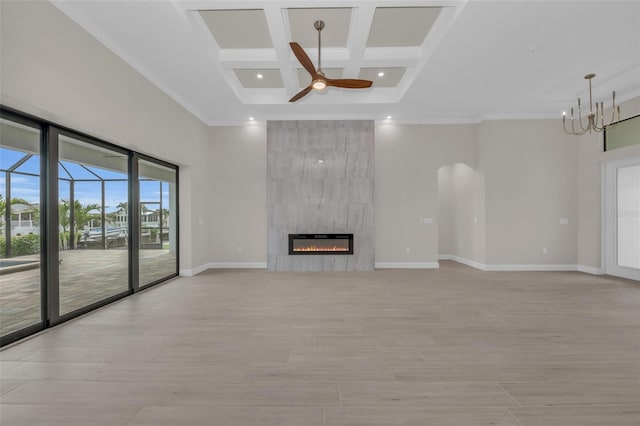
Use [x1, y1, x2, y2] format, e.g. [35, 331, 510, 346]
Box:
[317, 159, 324, 164]
[386, 115, 392, 120]
[527, 43, 539, 53]
[249, 117, 254, 121]
[378, 72, 385, 77]
[256, 74, 263, 79]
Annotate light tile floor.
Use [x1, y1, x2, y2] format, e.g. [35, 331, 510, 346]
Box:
[0, 262, 638, 425]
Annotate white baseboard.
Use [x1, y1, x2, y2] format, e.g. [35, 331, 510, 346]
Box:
[207, 262, 268, 269]
[375, 262, 439, 269]
[439, 255, 485, 270]
[483, 264, 578, 272]
[179, 263, 209, 277]
[440, 255, 605, 275]
[577, 265, 605, 275]
[185, 259, 606, 276]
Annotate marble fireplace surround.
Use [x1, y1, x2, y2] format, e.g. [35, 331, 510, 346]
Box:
[267, 120, 374, 271]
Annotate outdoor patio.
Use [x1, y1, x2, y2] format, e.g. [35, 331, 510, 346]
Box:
[0, 249, 176, 337]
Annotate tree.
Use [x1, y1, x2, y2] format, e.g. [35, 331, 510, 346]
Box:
[59, 199, 70, 250]
[10, 197, 31, 205]
[73, 202, 101, 246]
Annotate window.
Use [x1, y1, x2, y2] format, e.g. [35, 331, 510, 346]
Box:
[0, 107, 179, 346]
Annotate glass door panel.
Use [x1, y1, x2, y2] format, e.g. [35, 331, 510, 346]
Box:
[58, 135, 129, 316]
[105, 180, 129, 250]
[0, 118, 43, 339]
[139, 159, 177, 286]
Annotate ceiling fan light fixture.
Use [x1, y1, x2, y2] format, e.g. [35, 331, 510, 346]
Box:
[288, 20, 372, 102]
[312, 78, 327, 91]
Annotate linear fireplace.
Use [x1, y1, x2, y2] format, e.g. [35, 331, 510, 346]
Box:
[289, 234, 354, 255]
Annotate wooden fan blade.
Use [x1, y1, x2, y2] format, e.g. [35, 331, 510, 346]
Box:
[289, 85, 313, 102]
[326, 79, 373, 89]
[289, 42, 317, 78]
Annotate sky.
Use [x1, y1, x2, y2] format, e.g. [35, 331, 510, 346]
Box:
[1, 147, 171, 212]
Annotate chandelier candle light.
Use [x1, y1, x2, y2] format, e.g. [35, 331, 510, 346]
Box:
[563, 74, 621, 135]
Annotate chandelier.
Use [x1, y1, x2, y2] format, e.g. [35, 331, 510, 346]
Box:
[562, 73, 621, 135]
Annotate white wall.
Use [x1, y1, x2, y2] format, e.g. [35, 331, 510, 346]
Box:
[208, 126, 267, 266]
[205, 108, 639, 271]
[206, 123, 478, 268]
[374, 123, 477, 267]
[477, 119, 578, 266]
[438, 162, 485, 264]
[437, 165, 453, 256]
[0, 0, 210, 273]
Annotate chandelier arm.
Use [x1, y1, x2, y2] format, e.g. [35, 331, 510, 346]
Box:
[593, 103, 601, 131]
[565, 126, 588, 136]
[608, 92, 617, 125]
[576, 126, 589, 135]
[598, 102, 606, 131]
[563, 119, 576, 135]
[576, 99, 589, 132]
[573, 110, 589, 135]
[587, 76, 594, 117]
[578, 114, 590, 133]
[563, 111, 589, 135]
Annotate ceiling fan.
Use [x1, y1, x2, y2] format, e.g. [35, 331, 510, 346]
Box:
[289, 20, 373, 102]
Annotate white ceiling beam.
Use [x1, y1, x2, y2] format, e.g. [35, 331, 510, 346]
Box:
[342, 5, 376, 78]
[262, 5, 299, 100]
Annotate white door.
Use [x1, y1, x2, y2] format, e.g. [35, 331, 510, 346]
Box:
[604, 156, 640, 280]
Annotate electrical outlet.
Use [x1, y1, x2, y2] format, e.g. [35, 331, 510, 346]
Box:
[405, 246, 411, 253]
[237, 246, 243, 253]
[542, 247, 548, 255]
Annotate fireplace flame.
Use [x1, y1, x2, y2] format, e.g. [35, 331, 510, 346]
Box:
[293, 246, 349, 252]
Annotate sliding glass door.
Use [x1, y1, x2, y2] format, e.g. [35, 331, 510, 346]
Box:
[0, 117, 44, 340]
[0, 106, 179, 346]
[139, 158, 177, 287]
[57, 133, 130, 316]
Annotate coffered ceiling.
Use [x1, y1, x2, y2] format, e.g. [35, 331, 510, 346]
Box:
[198, 5, 440, 98]
[50, 1, 640, 125]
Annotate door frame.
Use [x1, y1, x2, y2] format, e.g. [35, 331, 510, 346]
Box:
[602, 155, 640, 281]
